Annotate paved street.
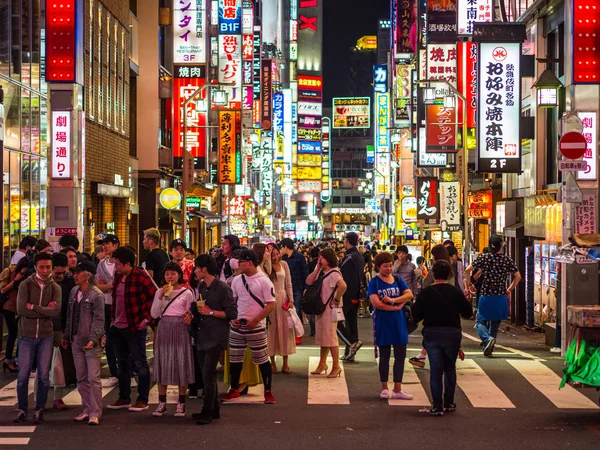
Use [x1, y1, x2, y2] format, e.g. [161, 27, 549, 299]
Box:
[0, 319, 598, 449]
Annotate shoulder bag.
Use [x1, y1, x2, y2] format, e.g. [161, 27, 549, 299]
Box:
[396, 276, 418, 335]
[241, 275, 271, 325]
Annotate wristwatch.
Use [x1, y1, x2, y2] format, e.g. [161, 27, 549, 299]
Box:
[209, 310, 214, 316]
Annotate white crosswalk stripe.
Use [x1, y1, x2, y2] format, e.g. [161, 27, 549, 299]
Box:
[307, 357, 350, 405]
[0, 426, 36, 446]
[456, 359, 516, 408]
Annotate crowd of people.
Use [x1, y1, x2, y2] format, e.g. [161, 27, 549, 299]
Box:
[0, 229, 521, 424]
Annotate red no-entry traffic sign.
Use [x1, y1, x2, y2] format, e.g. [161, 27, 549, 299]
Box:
[559, 132, 587, 160]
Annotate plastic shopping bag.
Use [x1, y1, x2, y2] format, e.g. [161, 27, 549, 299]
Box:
[50, 346, 66, 388]
[288, 308, 305, 338]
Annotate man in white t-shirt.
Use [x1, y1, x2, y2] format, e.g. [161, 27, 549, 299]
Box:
[95, 234, 120, 386]
[221, 249, 277, 404]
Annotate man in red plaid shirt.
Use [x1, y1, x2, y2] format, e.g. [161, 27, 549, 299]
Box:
[106, 247, 157, 412]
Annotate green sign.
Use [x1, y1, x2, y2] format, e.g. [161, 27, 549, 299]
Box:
[186, 196, 201, 209]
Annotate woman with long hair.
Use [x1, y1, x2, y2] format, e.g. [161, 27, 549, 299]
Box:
[252, 243, 272, 277]
[150, 262, 195, 418]
[306, 248, 347, 378]
[266, 244, 296, 374]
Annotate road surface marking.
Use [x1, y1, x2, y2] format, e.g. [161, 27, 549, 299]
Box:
[0, 438, 31, 445]
[461, 331, 544, 361]
[0, 427, 36, 433]
[456, 359, 515, 408]
[62, 384, 117, 406]
[0, 380, 34, 407]
[0, 426, 35, 446]
[388, 362, 429, 406]
[507, 359, 599, 409]
[307, 357, 350, 405]
[221, 385, 265, 404]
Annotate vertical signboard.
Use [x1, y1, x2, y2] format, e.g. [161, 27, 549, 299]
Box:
[261, 59, 273, 130]
[51, 111, 72, 179]
[439, 181, 461, 231]
[426, 0, 457, 43]
[218, 111, 241, 184]
[173, 0, 206, 65]
[458, 42, 478, 129]
[253, 26, 262, 101]
[298, 0, 323, 71]
[577, 112, 597, 180]
[426, 105, 457, 152]
[374, 65, 388, 93]
[396, 0, 416, 54]
[573, 0, 600, 84]
[457, 0, 493, 36]
[260, 134, 273, 210]
[477, 42, 521, 173]
[46, 0, 81, 83]
[395, 65, 412, 123]
[320, 117, 331, 201]
[575, 193, 597, 234]
[375, 92, 390, 197]
[173, 78, 207, 162]
[218, 0, 242, 109]
[417, 177, 439, 224]
[273, 92, 284, 135]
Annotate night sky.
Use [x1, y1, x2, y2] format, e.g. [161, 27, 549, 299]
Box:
[323, 0, 390, 104]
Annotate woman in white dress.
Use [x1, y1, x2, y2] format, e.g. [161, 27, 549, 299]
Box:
[266, 244, 296, 374]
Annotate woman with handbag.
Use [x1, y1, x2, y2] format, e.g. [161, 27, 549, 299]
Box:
[150, 262, 195, 418]
[306, 248, 346, 379]
[367, 252, 414, 400]
[266, 244, 296, 374]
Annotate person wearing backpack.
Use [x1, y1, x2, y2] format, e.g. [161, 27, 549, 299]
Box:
[306, 248, 347, 378]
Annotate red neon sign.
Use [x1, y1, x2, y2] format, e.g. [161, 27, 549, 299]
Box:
[574, 0, 600, 83]
[173, 78, 207, 159]
[46, 1, 76, 82]
[298, 75, 323, 91]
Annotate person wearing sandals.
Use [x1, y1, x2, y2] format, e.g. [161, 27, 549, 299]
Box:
[306, 248, 347, 379]
[266, 244, 296, 374]
[61, 260, 105, 426]
[412, 260, 473, 416]
[367, 252, 414, 400]
[150, 263, 195, 418]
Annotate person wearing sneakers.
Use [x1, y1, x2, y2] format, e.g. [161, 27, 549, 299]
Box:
[279, 238, 308, 344]
[95, 234, 120, 388]
[367, 252, 414, 401]
[107, 247, 157, 412]
[221, 249, 277, 405]
[61, 260, 105, 426]
[150, 263, 195, 418]
[465, 235, 521, 357]
[412, 260, 473, 416]
[14, 252, 62, 424]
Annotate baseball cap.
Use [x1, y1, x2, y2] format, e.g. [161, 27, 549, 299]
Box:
[237, 249, 259, 266]
[489, 235, 503, 253]
[170, 238, 187, 251]
[101, 234, 120, 245]
[70, 260, 97, 275]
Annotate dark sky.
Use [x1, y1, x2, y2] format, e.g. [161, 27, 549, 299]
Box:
[323, 0, 390, 104]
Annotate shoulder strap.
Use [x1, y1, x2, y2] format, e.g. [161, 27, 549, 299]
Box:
[241, 275, 265, 309]
[161, 289, 189, 318]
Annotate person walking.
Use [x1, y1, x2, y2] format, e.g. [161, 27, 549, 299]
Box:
[14, 253, 62, 424]
[279, 238, 308, 343]
[448, 246, 467, 295]
[142, 228, 169, 287]
[186, 255, 237, 425]
[170, 238, 195, 288]
[61, 260, 105, 426]
[367, 251, 414, 400]
[221, 249, 277, 404]
[106, 247, 157, 412]
[465, 235, 521, 357]
[306, 248, 347, 379]
[412, 260, 473, 416]
[150, 262, 195, 418]
[392, 245, 418, 293]
[338, 232, 365, 361]
[267, 244, 296, 374]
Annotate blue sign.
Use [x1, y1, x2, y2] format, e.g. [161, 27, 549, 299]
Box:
[219, 0, 242, 34]
[273, 92, 284, 134]
[373, 64, 388, 93]
[298, 141, 322, 153]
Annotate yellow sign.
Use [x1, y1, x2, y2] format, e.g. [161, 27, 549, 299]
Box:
[293, 166, 322, 180]
[297, 153, 322, 167]
[159, 188, 182, 210]
[356, 35, 377, 50]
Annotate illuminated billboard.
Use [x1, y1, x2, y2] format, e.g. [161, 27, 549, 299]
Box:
[332, 97, 370, 129]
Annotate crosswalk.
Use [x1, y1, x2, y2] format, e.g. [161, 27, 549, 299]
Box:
[0, 426, 36, 446]
[0, 358, 597, 412]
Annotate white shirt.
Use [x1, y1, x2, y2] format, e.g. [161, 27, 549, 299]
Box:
[97, 258, 116, 305]
[11, 250, 26, 265]
[231, 271, 275, 327]
[150, 287, 195, 319]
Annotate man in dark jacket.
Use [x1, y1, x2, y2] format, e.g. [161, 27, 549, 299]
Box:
[215, 234, 241, 282]
[280, 238, 309, 340]
[339, 232, 365, 361]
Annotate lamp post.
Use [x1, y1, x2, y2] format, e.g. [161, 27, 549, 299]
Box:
[532, 58, 563, 108]
[181, 82, 231, 241]
[417, 79, 469, 259]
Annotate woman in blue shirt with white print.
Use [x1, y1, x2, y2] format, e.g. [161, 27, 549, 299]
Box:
[367, 252, 414, 400]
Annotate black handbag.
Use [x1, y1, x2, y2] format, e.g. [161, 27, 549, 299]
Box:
[396, 276, 418, 334]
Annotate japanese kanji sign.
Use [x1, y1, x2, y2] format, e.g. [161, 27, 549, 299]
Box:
[225, 195, 247, 217]
[458, 42, 478, 129]
[440, 182, 461, 231]
[477, 43, 521, 173]
[51, 111, 71, 179]
[457, 0, 493, 36]
[218, 0, 241, 34]
[577, 112, 597, 180]
[332, 97, 371, 129]
[218, 34, 242, 92]
[297, 128, 323, 141]
[261, 59, 273, 130]
[173, 0, 206, 65]
[375, 92, 390, 197]
[273, 92, 284, 135]
[396, 0, 416, 53]
[218, 111, 241, 184]
[426, 43, 458, 87]
[427, 0, 457, 43]
[260, 134, 273, 210]
[417, 177, 440, 224]
[575, 193, 597, 234]
[173, 78, 207, 160]
[426, 104, 457, 152]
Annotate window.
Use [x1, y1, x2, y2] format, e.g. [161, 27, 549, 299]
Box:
[0, 0, 9, 76]
[97, 5, 103, 123]
[88, 0, 94, 119]
[10, 0, 20, 81]
[121, 26, 127, 133]
[106, 12, 111, 128]
[333, 196, 341, 204]
[113, 21, 118, 130]
[4, 82, 20, 149]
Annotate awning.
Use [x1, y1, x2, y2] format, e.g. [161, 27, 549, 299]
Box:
[191, 209, 223, 226]
[504, 223, 524, 238]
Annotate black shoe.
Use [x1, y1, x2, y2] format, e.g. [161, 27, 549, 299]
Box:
[347, 340, 363, 359]
[13, 410, 27, 423]
[188, 389, 199, 399]
[443, 404, 457, 413]
[195, 411, 213, 425]
[192, 409, 220, 420]
[342, 355, 355, 363]
[33, 410, 44, 424]
[429, 408, 444, 417]
[239, 386, 249, 396]
[483, 338, 496, 357]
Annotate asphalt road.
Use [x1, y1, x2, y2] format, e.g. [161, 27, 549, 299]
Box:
[0, 319, 599, 449]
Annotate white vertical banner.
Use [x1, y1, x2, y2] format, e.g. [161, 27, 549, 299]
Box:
[51, 111, 72, 179]
[374, 92, 390, 197]
[439, 181, 461, 231]
[577, 112, 597, 180]
[173, 0, 207, 64]
[457, 0, 493, 36]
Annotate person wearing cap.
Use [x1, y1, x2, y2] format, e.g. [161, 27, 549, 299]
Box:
[221, 249, 277, 404]
[61, 260, 105, 426]
[465, 235, 521, 357]
[95, 234, 121, 387]
[142, 228, 169, 287]
[170, 238, 195, 288]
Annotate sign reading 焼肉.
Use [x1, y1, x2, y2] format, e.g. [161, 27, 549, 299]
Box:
[477, 43, 521, 173]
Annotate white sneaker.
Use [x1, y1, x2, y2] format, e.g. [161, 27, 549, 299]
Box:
[174, 402, 186, 417]
[102, 377, 119, 387]
[379, 389, 390, 399]
[550, 347, 561, 354]
[391, 391, 413, 400]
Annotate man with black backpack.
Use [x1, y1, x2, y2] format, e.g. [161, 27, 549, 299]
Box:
[338, 232, 366, 361]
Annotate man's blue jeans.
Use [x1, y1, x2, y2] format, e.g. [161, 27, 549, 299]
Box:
[422, 327, 462, 410]
[110, 327, 150, 403]
[476, 312, 501, 347]
[17, 336, 54, 414]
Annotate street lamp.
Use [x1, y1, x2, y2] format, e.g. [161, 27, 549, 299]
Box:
[423, 87, 436, 104]
[532, 66, 563, 108]
[366, 171, 373, 180]
[444, 95, 456, 109]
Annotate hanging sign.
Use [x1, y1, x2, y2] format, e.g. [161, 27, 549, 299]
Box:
[457, 0, 493, 36]
[575, 193, 597, 234]
[173, 0, 207, 64]
[51, 111, 72, 179]
[417, 177, 440, 224]
[577, 112, 597, 180]
[439, 181, 461, 231]
[426, 105, 457, 152]
[218, 111, 242, 184]
[261, 59, 273, 129]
